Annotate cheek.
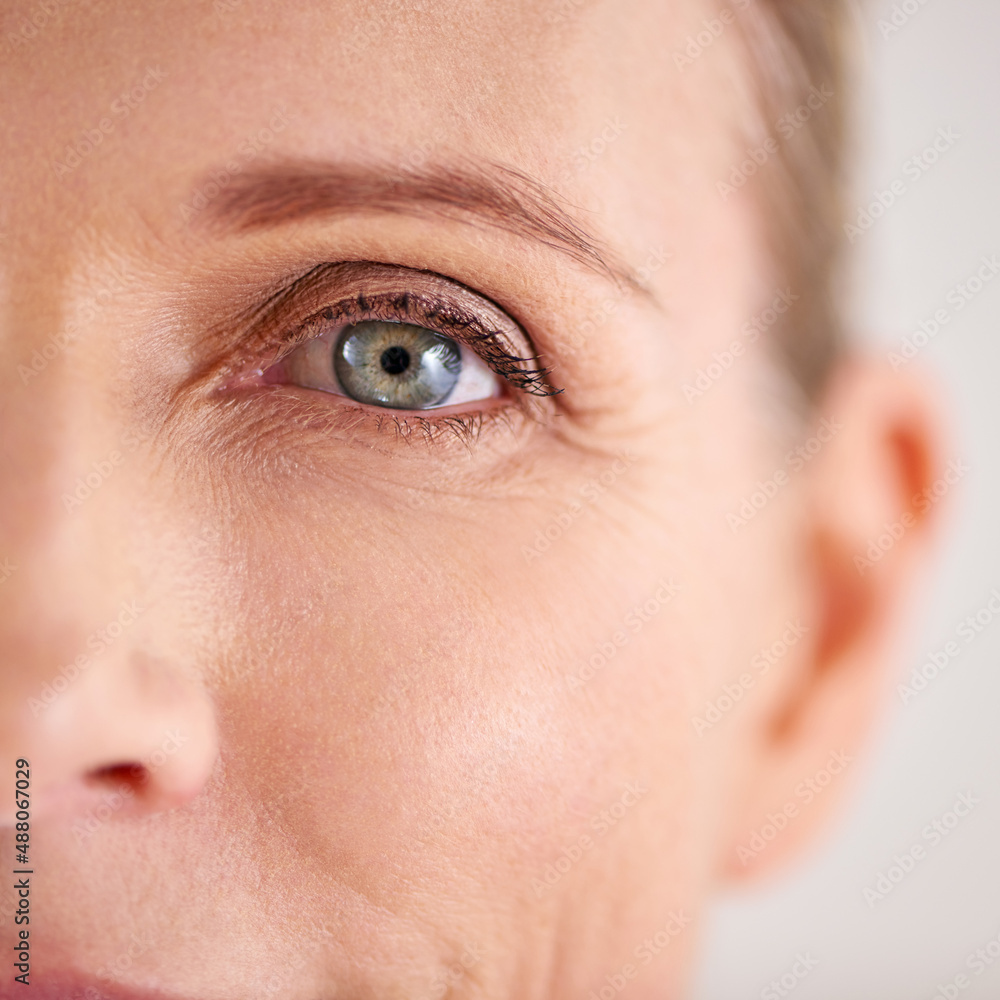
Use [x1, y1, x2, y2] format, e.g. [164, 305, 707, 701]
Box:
[143, 324, 771, 968]
[181, 454, 705, 891]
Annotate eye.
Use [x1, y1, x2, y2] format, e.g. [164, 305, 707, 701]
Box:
[242, 262, 559, 416]
[282, 318, 501, 410]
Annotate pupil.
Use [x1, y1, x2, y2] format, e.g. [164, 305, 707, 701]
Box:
[380, 345, 410, 376]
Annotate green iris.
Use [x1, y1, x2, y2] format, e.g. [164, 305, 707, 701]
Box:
[333, 321, 462, 409]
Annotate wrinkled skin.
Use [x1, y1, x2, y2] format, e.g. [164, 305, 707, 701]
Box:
[0, 1, 943, 997]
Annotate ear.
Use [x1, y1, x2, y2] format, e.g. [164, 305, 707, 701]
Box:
[719, 356, 953, 881]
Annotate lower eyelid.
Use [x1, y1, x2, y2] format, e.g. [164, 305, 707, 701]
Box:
[229, 382, 528, 455]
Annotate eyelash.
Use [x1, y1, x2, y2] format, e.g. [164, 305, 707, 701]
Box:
[222, 264, 561, 441]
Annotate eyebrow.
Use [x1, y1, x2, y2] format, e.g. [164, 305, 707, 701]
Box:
[194, 158, 644, 292]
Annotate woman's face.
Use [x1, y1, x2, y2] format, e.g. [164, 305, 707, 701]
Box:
[0, 0, 939, 997]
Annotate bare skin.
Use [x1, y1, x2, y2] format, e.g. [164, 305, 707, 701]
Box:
[0, 1, 944, 997]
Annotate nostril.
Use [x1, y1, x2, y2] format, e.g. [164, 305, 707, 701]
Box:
[85, 761, 150, 799]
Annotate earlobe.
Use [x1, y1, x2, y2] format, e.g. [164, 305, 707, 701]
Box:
[718, 356, 950, 882]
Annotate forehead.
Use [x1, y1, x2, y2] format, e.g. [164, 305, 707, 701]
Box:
[0, 0, 742, 261]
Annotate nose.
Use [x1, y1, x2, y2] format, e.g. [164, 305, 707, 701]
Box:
[0, 386, 218, 830]
[5, 645, 219, 825]
[2, 575, 220, 824]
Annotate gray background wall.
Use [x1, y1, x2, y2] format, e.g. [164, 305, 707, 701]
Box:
[691, 1, 1000, 997]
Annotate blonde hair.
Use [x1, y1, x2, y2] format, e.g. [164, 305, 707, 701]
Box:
[735, 1, 851, 402]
